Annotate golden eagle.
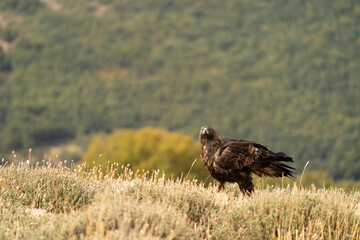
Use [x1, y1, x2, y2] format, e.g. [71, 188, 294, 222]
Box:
[199, 126, 294, 195]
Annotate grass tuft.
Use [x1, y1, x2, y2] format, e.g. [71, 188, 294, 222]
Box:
[0, 162, 98, 213]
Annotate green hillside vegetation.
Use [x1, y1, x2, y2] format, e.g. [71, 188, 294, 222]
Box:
[0, 0, 359, 179]
[1, 161, 360, 239]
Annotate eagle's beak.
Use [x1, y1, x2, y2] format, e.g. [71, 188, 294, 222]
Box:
[202, 128, 208, 135]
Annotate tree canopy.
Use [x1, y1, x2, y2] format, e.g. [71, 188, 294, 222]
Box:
[81, 128, 207, 180]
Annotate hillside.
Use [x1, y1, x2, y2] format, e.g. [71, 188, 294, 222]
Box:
[0, 0, 359, 179]
[1, 162, 360, 239]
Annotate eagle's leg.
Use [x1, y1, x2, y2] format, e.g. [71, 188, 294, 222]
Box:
[217, 181, 225, 192]
[237, 179, 254, 196]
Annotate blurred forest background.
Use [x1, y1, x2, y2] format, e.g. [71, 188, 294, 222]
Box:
[0, 0, 359, 182]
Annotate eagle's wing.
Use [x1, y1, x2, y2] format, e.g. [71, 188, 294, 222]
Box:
[214, 141, 266, 170]
[214, 140, 294, 178]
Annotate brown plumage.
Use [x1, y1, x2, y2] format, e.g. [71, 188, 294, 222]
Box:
[199, 126, 294, 195]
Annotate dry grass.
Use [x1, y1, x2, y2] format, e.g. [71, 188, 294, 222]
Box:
[1, 159, 360, 240]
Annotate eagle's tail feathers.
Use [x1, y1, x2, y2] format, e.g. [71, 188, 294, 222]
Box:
[270, 162, 295, 180]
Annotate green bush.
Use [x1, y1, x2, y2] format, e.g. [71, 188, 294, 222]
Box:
[0, 0, 43, 13]
[81, 128, 208, 180]
[0, 49, 11, 72]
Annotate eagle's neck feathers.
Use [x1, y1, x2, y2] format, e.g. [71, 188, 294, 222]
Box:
[201, 137, 222, 168]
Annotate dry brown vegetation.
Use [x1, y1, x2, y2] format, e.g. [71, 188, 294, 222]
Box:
[1, 157, 360, 240]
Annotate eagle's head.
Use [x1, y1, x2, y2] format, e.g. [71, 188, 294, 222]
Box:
[199, 126, 220, 144]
